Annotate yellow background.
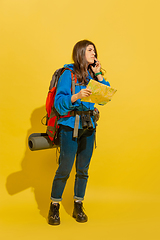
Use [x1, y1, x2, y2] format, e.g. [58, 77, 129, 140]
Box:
[0, 0, 160, 239]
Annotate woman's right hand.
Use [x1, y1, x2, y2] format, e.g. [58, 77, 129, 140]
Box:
[71, 88, 92, 103]
[77, 88, 92, 99]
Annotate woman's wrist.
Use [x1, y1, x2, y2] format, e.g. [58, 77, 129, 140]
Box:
[71, 93, 79, 103]
[96, 74, 103, 82]
[95, 71, 102, 76]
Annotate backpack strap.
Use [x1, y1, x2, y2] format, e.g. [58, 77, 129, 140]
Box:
[70, 71, 80, 138]
[73, 114, 80, 138]
[61, 69, 80, 138]
[71, 71, 76, 94]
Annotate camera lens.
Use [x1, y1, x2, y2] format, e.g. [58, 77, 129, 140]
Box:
[87, 121, 93, 130]
[81, 113, 88, 129]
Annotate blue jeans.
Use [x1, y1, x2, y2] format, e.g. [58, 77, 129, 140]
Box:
[51, 125, 95, 202]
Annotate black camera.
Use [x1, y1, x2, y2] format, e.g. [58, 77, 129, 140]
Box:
[81, 112, 93, 130]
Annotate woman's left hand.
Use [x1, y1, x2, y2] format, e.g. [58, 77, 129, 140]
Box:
[90, 58, 101, 73]
[90, 58, 104, 81]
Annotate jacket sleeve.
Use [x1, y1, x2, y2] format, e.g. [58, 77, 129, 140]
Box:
[98, 78, 110, 86]
[54, 70, 79, 115]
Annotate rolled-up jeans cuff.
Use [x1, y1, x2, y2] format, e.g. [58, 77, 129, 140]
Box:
[50, 197, 62, 202]
[74, 196, 84, 201]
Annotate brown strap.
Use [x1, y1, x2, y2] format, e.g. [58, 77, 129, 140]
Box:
[47, 118, 58, 137]
[71, 73, 76, 95]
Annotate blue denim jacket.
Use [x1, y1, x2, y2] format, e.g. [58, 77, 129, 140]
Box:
[54, 64, 110, 129]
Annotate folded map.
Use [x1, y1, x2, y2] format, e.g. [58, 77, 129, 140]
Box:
[81, 79, 117, 105]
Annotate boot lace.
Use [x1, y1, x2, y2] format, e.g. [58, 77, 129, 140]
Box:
[51, 204, 59, 219]
[76, 202, 86, 217]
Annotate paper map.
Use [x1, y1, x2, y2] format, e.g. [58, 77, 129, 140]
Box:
[81, 79, 117, 105]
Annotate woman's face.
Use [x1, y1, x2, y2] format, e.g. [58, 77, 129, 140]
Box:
[85, 45, 96, 65]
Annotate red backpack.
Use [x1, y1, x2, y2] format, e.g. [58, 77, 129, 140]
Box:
[45, 67, 77, 145]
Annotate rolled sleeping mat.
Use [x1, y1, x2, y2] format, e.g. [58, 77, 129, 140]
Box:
[28, 133, 58, 151]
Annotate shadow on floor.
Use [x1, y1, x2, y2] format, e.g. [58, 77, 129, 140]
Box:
[6, 105, 76, 220]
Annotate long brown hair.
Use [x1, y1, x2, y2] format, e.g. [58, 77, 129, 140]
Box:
[72, 40, 98, 84]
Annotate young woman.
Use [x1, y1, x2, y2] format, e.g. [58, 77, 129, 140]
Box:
[48, 40, 110, 225]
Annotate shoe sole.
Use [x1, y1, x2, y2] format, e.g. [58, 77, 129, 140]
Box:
[72, 214, 88, 223]
[48, 219, 60, 225]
